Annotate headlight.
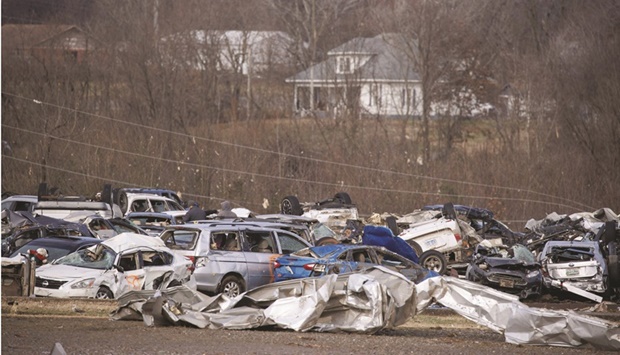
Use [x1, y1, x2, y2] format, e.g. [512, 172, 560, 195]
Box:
[71, 278, 96, 289]
[527, 270, 540, 278]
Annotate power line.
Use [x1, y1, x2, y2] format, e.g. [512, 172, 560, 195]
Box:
[1, 91, 593, 211]
[3, 126, 588, 211]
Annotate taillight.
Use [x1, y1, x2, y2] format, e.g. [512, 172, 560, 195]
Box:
[454, 233, 461, 242]
[185, 256, 196, 272]
[273, 261, 281, 268]
[303, 263, 316, 271]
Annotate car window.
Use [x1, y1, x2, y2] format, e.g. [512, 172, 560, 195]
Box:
[13, 229, 41, 249]
[351, 250, 372, 263]
[131, 199, 149, 212]
[142, 251, 172, 266]
[165, 200, 184, 211]
[13, 201, 33, 212]
[151, 200, 167, 213]
[276, 232, 309, 254]
[220, 232, 241, 251]
[56, 246, 116, 270]
[245, 230, 275, 253]
[161, 229, 199, 250]
[119, 252, 140, 271]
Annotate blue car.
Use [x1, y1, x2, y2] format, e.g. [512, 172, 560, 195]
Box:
[273, 244, 439, 284]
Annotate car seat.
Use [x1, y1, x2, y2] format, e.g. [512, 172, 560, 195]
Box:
[223, 234, 239, 251]
[257, 239, 272, 253]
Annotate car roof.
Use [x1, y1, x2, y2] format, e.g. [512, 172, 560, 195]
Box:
[126, 212, 175, 219]
[9, 236, 101, 256]
[2, 195, 38, 202]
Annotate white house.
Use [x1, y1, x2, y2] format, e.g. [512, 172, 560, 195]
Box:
[160, 30, 294, 75]
[286, 34, 422, 117]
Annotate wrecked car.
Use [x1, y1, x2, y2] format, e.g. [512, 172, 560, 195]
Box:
[116, 192, 187, 218]
[160, 222, 312, 297]
[273, 244, 439, 284]
[280, 192, 359, 237]
[34, 232, 194, 299]
[423, 204, 525, 245]
[10, 235, 102, 265]
[538, 240, 609, 302]
[395, 203, 480, 275]
[466, 242, 542, 299]
[126, 212, 182, 237]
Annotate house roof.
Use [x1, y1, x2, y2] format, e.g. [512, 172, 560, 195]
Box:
[1, 24, 98, 49]
[287, 34, 420, 84]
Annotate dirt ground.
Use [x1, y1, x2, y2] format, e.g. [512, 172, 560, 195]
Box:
[1, 297, 616, 354]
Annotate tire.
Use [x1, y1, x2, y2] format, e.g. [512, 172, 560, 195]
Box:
[281, 195, 302, 215]
[385, 216, 399, 236]
[118, 191, 128, 214]
[101, 184, 112, 205]
[218, 275, 245, 298]
[37, 182, 48, 201]
[316, 237, 339, 246]
[334, 192, 352, 205]
[95, 286, 114, 299]
[419, 250, 447, 275]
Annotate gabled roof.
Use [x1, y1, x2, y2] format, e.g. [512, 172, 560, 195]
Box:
[287, 34, 420, 84]
[1, 24, 101, 52]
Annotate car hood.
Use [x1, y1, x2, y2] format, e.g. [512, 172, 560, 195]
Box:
[36, 264, 104, 280]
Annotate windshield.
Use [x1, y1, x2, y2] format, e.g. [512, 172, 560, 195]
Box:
[311, 223, 337, 239]
[55, 245, 116, 269]
[512, 244, 536, 263]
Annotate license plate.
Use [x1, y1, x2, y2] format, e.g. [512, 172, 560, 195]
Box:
[566, 268, 579, 277]
[499, 279, 514, 288]
[425, 239, 437, 247]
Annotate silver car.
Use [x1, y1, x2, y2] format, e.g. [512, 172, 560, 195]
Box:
[160, 222, 312, 297]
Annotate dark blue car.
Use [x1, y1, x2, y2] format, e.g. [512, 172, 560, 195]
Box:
[273, 244, 439, 284]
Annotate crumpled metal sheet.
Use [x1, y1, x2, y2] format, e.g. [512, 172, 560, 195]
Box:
[111, 266, 417, 333]
[112, 269, 619, 349]
[415, 276, 620, 350]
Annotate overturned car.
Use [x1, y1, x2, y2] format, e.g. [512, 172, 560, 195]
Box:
[466, 242, 542, 299]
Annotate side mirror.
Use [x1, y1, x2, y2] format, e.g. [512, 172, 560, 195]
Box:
[112, 264, 124, 273]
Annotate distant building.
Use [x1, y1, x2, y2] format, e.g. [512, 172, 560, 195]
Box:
[2, 24, 99, 65]
[286, 34, 422, 118]
[160, 30, 294, 75]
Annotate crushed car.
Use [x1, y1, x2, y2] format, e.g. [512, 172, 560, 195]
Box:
[273, 243, 438, 284]
[34, 232, 194, 299]
[465, 242, 542, 299]
[280, 192, 359, 238]
[538, 240, 610, 302]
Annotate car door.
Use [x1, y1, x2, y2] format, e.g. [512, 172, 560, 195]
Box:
[194, 230, 247, 292]
[116, 251, 147, 295]
[242, 229, 278, 289]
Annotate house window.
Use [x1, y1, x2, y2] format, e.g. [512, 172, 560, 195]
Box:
[401, 87, 415, 109]
[337, 56, 353, 74]
[369, 84, 382, 107]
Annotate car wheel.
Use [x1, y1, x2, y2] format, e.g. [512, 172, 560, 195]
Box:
[334, 192, 352, 205]
[95, 286, 114, 299]
[118, 191, 128, 214]
[419, 250, 447, 275]
[219, 275, 245, 298]
[316, 237, 339, 246]
[281, 195, 302, 215]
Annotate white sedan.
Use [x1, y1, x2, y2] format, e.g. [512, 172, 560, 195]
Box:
[35, 233, 195, 299]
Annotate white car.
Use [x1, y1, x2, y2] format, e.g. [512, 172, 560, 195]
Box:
[34, 232, 195, 299]
[119, 193, 187, 219]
